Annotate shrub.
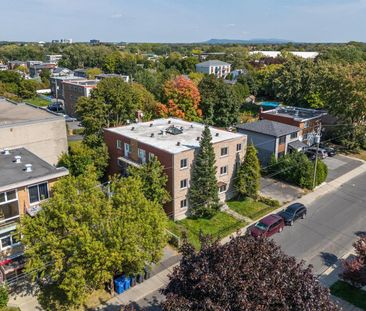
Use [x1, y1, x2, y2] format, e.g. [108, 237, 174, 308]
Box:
[0, 285, 9, 308]
[258, 196, 281, 208]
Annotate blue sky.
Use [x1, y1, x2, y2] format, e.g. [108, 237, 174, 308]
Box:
[1, 0, 365, 43]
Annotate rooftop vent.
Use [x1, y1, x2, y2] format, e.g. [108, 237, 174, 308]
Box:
[3, 148, 10, 155]
[149, 123, 153, 127]
[177, 142, 181, 146]
[25, 164, 32, 173]
[196, 137, 200, 141]
[190, 125, 194, 128]
[131, 127, 135, 131]
[215, 133, 219, 137]
[166, 125, 183, 135]
[151, 133, 155, 137]
[168, 120, 172, 124]
[14, 155, 21, 163]
[126, 119, 130, 125]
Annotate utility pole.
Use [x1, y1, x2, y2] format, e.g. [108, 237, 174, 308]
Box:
[312, 123, 322, 189]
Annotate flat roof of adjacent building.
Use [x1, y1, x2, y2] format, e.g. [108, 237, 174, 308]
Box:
[0, 98, 63, 128]
[249, 51, 319, 59]
[0, 147, 68, 192]
[196, 60, 231, 67]
[262, 106, 327, 122]
[105, 118, 245, 154]
[63, 79, 99, 87]
[237, 120, 300, 137]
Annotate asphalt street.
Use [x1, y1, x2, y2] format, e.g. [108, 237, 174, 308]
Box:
[132, 171, 366, 310]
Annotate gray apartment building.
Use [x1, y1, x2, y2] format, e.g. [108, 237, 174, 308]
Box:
[237, 120, 305, 165]
[104, 118, 247, 220]
[0, 98, 68, 165]
[195, 60, 231, 78]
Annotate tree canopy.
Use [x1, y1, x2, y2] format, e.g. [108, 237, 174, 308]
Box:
[162, 235, 339, 311]
[20, 170, 168, 310]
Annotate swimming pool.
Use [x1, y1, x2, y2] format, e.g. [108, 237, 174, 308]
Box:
[260, 101, 280, 108]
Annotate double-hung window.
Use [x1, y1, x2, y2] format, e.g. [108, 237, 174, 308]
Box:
[124, 143, 131, 157]
[180, 158, 188, 169]
[221, 147, 228, 157]
[180, 179, 188, 189]
[0, 190, 19, 222]
[28, 183, 49, 204]
[0, 230, 20, 251]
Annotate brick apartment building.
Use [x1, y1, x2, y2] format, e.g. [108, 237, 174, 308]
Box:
[259, 106, 327, 146]
[104, 118, 247, 220]
[0, 148, 68, 283]
[62, 80, 98, 117]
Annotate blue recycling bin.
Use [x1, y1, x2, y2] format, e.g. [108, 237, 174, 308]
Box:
[114, 277, 125, 294]
[124, 276, 131, 290]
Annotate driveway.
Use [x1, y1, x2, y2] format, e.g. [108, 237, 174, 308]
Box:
[323, 154, 363, 182]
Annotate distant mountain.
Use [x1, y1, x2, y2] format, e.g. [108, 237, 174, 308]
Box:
[203, 38, 292, 45]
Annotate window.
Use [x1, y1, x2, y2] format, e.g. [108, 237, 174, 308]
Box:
[28, 183, 49, 204]
[180, 199, 187, 209]
[290, 132, 298, 139]
[0, 230, 20, 251]
[138, 148, 146, 164]
[180, 179, 188, 189]
[279, 136, 286, 145]
[0, 190, 19, 222]
[149, 153, 155, 161]
[180, 158, 188, 169]
[236, 143, 242, 152]
[219, 184, 227, 193]
[304, 121, 309, 129]
[220, 166, 228, 176]
[124, 143, 131, 157]
[116, 140, 122, 150]
[221, 147, 228, 157]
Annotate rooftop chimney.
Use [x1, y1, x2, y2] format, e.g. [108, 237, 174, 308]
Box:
[136, 110, 144, 123]
[3, 148, 10, 155]
[14, 155, 21, 163]
[25, 164, 32, 173]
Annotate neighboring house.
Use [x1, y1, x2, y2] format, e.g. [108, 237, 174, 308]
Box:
[73, 69, 88, 78]
[26, 60, 43, 68]
[0, 64, 8, 71]
[51, 67, 73, 77]
[0, 98, 68, 165]
[195, 60, 231, 78]
[104, 118, 247, 220]
[236, 120, 304, 165]
[29, 63, 56, 78]
[46, 54, 63, 64]
[0, 147, 68, 284]
[62, 80, 98, 117]
[96, 73, 130, 83]
[90, 39, 100, 44]
[259, 106, 326, 145]
[50, 76, 82, 100]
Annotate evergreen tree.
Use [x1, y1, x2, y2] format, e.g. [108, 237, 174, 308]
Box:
[188, 125, 219, 218]
[128, 156, 171, 206]
[236, 144, 260, 199]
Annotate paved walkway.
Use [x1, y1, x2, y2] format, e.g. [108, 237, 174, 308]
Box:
[221, 203, 252, 223]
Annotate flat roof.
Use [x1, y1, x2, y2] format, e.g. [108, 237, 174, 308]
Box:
[105, 118, 245, 154]
[262, 106, 326, 122]
[196, 60, 231, 67]
[237, 120, 300, 137]
[0, 98, 63, 128]
[0, 148, 68, 192]
[63, 79, 99, 87]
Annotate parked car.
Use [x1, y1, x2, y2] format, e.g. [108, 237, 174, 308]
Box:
[47, 102, 64, 113]
[248, 214, 285, 238]
[305, 147, 328, 159]
[318, 143, 336, 157]
[278, 203, 307, 226]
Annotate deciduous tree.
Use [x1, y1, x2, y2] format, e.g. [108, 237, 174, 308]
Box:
[162, 235, 339, 311]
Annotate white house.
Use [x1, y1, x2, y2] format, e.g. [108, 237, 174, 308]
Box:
[195, 60, 231, 78]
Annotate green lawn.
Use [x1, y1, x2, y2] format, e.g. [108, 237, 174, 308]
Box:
[167, 212, 246, 249]
[1, 307, 21, 311]
[227, 197, 275, 220]
[330, 281, 366, 310]
[25, 96, 50, 107]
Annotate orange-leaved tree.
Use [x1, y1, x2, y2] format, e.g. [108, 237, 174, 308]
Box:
[159, 75, 202, 121]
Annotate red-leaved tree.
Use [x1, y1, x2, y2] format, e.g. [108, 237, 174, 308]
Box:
[159, 75, 202, 121]
[162, 235, 339, 311]
[341, 236, 366, 287]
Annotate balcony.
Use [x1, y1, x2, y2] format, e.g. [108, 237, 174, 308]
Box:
[0, 202, 20, 224]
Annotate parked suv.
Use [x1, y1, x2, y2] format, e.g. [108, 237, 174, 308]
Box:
[305, 147, 328, 159]
[278, 203, 307, 226]
[249, 214, 285, 238]
[318, 143, 336, 157]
